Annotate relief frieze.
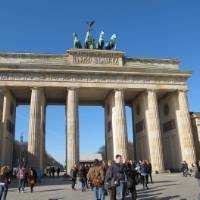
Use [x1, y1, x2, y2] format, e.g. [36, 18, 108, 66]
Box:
[0, 72, 185, 85]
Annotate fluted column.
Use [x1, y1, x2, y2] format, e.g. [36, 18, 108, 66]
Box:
[145, 90, 165, 172]
[0, 88, 16, 168]
[176, 90, 196, 164]
[28, 88, 46, 170]
[0, 88, 5, 167]
[66, 88, 79, 174]
[112, 89, 128, 159]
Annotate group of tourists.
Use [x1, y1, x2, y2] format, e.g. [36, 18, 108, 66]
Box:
[45, 166, 61, 177]
[70, 155, 153, 200]
[1, 159, 200, 200]
[0, 165, 37, 199]
[17, 166, 37, 193]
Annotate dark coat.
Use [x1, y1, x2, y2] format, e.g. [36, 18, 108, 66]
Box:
[126, 164, 137, 189]
[79, 166, 87, 179]
[141, 163, 148, 174]
[70, 168, 78, 179]
[110, 163, 127, 181]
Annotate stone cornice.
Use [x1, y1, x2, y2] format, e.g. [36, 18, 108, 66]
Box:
[0, 50, 181, 69]
[0, 52, 65, 58]
[0, 71, 187, 88]
[0, 52, 179, 64]
[126, 57, 180, 65]
[0, 63, 192, 79]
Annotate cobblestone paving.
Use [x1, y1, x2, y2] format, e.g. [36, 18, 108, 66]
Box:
[6, 173, 200, 200]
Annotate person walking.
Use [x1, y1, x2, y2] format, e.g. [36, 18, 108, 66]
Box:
[181, 161, 191, 177]
[52, 167, 55, 177]
[140, 160, 149, 190]
[28, 168, 37, 193]
[79, 165, 87, 192]
[146, 160, 153, 183]
[87, 159, 105, 200]
[0, 166, 12, 200]
[126, 163, 137, 200]
[18, 167, 25, 193]
[106, 155, 127, 200]
[57, 167, 61, 177]
[70, 165, 78, 190]
[104, 160, 115, 200]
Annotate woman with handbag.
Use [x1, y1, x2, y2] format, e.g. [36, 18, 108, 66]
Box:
[28, 167, 37, 193]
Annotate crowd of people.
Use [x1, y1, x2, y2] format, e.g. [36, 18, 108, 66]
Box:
[45, 166, 61, 177]
[70, 155, 153, 200]
[0, 159, 200, 200]
[0, 164, 62, 199]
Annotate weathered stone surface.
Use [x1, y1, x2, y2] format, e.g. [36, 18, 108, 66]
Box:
[0, 49, 198, 172]
[28, 88, 46, 170]
[145, 90, 165, 172]
[176, 90, 196, 165]
[66, 88, 79, 174]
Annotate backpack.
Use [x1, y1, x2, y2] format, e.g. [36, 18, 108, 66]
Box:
[19, 169, 25, 179]
[92, 167, 104, 187]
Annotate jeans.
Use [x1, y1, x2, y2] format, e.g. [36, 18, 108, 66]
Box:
[18, 179, 25, 192]
[0, 183, 7, 200]
[141, 175, 148, 189]
[116, 181, 127, 200]
[93, 186, 105, 200]
[198, 180, 200, 200]
[80, 179, 86, 192]
[71, 178, 76, 189]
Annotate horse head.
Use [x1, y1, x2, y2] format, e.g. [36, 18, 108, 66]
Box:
[73, 32, 78, 39]
[99, 31, 105, 41]
[73, 32, 82, 48]
[111, 34, 116, 43]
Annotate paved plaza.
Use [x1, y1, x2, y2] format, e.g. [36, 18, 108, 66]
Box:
[6, 173, 200, 200]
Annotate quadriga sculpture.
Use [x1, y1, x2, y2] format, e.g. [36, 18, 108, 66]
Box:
[73, 32, 82, 48]
[84, 31, 95, 49]
[105, 34, 117, 50]
[97, 31, 105, 49]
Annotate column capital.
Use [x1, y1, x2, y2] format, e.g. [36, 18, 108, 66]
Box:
[176, 89, 188, 93]
[113, 88, 126, 93]
[30, 87, 45, 91]
[67, 87, 79, 91]
[30, 87, 46, 99]
[145, 88, 158, 93]
[0, 87, 7, 95]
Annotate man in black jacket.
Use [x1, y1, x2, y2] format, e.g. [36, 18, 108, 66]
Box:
[107, 154, 127, 200]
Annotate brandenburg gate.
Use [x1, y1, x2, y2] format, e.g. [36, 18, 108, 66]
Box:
[0, 48, 197, 173]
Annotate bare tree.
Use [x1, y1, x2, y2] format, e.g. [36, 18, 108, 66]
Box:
[97, 141, 134, 160]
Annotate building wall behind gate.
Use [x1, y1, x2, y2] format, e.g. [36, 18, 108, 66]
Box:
[190, 113, 200, 162]
[158, 94, 182, 170]
[132, 94, 150, 161]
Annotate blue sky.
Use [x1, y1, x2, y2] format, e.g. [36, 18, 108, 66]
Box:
[1, 0, 200, 164]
